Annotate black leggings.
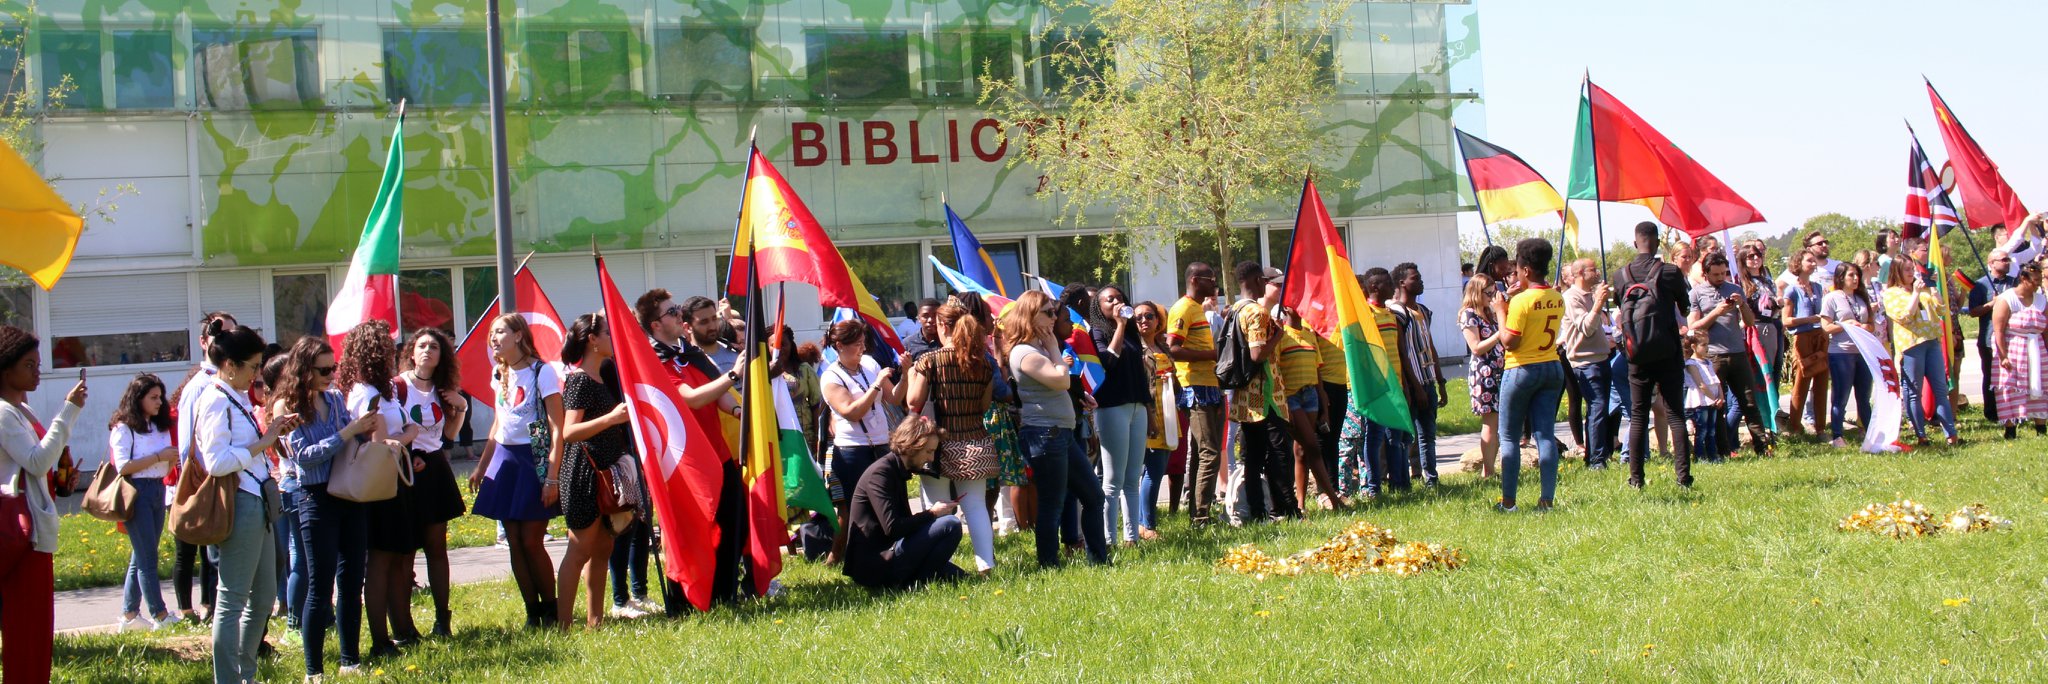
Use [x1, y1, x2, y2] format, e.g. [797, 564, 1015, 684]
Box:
[173, 540, 217, 613]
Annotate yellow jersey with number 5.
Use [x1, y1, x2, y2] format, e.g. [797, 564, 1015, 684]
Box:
[1503, 284, 1564, 370]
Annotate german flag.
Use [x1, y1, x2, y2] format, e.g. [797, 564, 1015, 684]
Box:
[1455, 128, 1578, 245]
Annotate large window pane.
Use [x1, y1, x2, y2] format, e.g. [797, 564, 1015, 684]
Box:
[400, 268, 455, 337]
[272, 273, 328, 350]
[195, 28, 321, 110]
[1036, 233, 1130, 293]
[527, 28, 634, 105]
[0, 281, 31, 331]
[462, 266, 497, 334]
[1266, 225, 1347, 268]
[837, 244, 921, 321]
[928, 31, 1015, 100]
[42, 30, 101, 109]
[384, 29, 488, 107]
[807, 30, 909, 102]
[111, 30, 174, 109]
[656, 27, 751, 102]
[930, 241, 1025, 299]
[52, 331, 188, 368]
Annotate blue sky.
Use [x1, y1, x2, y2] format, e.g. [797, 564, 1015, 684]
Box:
[1460, 0, 2046, 246]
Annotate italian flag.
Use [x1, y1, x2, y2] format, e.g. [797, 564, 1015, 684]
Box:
[327, 117, 406, 348]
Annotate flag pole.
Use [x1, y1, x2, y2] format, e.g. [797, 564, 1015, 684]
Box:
[391, 99, 409, 336]
[1451, 127, 1496, 247]
[723, 127, 761, 297]
[483, 0, 517, 312]
[1584, 73, 1609, 276]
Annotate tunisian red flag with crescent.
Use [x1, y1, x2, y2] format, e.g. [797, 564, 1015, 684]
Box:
[597, 255, 721, 612]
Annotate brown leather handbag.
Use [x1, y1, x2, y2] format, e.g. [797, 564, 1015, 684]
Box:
[169, 451, 236, 545]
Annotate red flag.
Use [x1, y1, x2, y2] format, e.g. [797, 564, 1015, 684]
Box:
[725, 146, 903, 353]
[453, 268, 566, 403]
[1567, 81, 1765, 238]
[1926, 79, 2030, 234]
[597, 255, 722, 612]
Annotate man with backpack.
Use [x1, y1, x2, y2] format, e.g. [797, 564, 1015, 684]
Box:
[1216, 261, 1301, 521]
[1612, 222, 1695, 489]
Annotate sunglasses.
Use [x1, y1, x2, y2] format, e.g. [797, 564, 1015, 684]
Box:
[314, 365, 337, 377]
[1135, 313, 1160, 321]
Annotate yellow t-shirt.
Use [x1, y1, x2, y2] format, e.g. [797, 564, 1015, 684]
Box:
[1503, 285, 1565, 370]
[1166, 296, 1216, 388]
[1227, 301, 1283, 423]
[1277, 325, 1323, 395]
[1313, 330, 1348, 385]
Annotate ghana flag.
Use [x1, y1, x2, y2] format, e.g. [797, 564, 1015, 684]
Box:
[1281, 175, 1410, 429]
[1455, 128, 1579, 245]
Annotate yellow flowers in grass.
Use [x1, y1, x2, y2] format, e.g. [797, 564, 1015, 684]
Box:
[1942, 597, 1971, 608]
[1838, 500, 2012, 539]
[1216, 521, 1465, 580]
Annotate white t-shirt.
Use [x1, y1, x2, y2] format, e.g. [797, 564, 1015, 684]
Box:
[395, 372, 449, 453]
[109, 423, 173, 480]
[346, 382, 408, 444]
[491, 362, 561, 445]
[822, 355, 890, 447]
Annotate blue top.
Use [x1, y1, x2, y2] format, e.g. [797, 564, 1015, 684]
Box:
[281, 390, 351, 488]
[1784, 280, 1825, 335]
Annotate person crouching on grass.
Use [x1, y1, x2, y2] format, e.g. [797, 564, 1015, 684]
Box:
[843, 416, 967, 589]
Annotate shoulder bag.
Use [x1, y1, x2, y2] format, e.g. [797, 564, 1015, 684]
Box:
[81, 431, 137, 522]
[525, 365, 555, 481]
[169, 389, 248, 545]
[322, 393, 411, 503]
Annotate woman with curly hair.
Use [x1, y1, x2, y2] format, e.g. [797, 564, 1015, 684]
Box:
[395, 327, 468, 636]
[108, 373, 176, 631]
[335, 320, 427, 656]
[468, 313, 563, 627]
[275, 334, 380, 677]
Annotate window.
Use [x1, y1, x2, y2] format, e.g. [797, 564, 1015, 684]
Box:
[927, 31, 1015, 99]
[462, 266, 497, 334]
[399, 268, 455, 337]
[1036, 234, 1130, 293]
[0, 280, 31, 331]
[194, 28, 321, 109]
[1175, 227, 1259, 282]
[1039, 27, 1108, 96]
[383, 29, 488, 107]
[835, 244, 921, 321]
[806, 30, 909, 101]
[526, 28, 635, 105]
[1265, 225, 1347, 268]
[655, 27, 752, 102]
[41, 29, 176, 110]
[41, 30, 101, 109]
[272, 273, 328, 349]
[48, 273, 189, 368]
[930, 241, 1024, 300]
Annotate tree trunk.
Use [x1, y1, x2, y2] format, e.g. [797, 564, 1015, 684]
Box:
[1214, 212, 1236, 300]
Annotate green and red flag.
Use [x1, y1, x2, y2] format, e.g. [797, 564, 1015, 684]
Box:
[1455, 128, 1578, 246]
[1566, 79, 1765, 238]
[1281, 176, 1410, 429]
[326, 115, 406, 347]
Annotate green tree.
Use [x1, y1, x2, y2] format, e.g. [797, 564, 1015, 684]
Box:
[981, 0, 1352, 291]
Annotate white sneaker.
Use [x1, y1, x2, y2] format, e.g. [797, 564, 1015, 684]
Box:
[117, 615, 145, 632]
[151, 615, 176, 632]
[628, 598, 661, 614]
[338, 664, 363, 676]
[610, 603, 647, 619]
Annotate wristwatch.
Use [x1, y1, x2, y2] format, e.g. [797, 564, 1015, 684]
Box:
[726, 369, 741, 384]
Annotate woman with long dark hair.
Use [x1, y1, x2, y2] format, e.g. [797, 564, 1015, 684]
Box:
[555, 313, 632, 629]
[468, 313, 563, 627]
[109, 373, 175, 630]
[396, 327, 467, 636]
[1133, 300, 1179, 537]
[276, 334, 379, 677]
[1820, 262, 1880, 447]
[195, 321, 294, 683]
[0, 325, 88, 683]
[1088, 285, 1151, 546]
[336, 320, 427, 657]
[170, 311, 237, 626]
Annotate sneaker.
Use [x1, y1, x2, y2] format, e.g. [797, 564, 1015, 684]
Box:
[150, 613, 176, 632]
[610, 603, 647, 619]
[338, 664, 362, 677]
[629, 597, 661, 614]
[118, 615, 147, 632]
[1829, 438, 1848, 448]
[1423, 476, 1441, 488]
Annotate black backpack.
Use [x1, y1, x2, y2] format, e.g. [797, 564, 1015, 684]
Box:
[1213, 301, 1261, 390]
[1617, 261, 1679, 364]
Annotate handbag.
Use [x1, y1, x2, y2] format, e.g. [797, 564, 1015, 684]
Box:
[328, 438, 411, 503]
[81, 453, 135, 522]
[524, 366, 554, 481]
[169, 450, 237, 545]
[938, 434, 1001, 481]
[592, 453, 638, 516]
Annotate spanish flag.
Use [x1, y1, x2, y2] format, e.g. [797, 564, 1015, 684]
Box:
[1281, 176, 1410, 430]
[1455, 128, 1578, 246]
[0, 139, 84, 290]
[725, 145, 903, 352]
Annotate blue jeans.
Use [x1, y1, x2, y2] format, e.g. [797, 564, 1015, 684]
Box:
[1499, 361, 1566, 505]
[1898, 340, 1958, 439]
[831, 445, 888, 498]
[610, 519, 650, 605]
[122, 478, 168, 617]
[1571, 361, 1615, 466]
[1096, 403, 1148, 543]
[1139, 448, 1170, 530]
[283, 488, 307, 631]
[1828, 353, 1873, 440]
[295, 484, 368, 675]
[212, 490, 276, 684]
[1410, 408, 1440, 479]
[1019, 426, 1109, 567]
[1689, 407, 1721, 460]
[1363, 420, 1411, 493]
[1609, 352, 1632, 461]
[884, 516, 965, 588]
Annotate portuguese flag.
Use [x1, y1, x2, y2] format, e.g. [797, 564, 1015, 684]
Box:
[1454, 128, 1578, 246]
[1281, 176, 1410, 430]
[1566, 79, 1764, 238]
[325, 116, 406, 348]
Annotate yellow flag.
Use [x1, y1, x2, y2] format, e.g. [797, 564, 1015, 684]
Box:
[0, 139, 83, 290]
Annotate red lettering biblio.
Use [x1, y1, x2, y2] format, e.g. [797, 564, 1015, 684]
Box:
[862, 121, 898, 165]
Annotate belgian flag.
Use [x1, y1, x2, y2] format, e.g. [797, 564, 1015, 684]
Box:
[1455, 128, 1578, 245]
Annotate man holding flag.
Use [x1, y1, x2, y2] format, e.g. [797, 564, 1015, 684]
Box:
[631, 288, 750, 609]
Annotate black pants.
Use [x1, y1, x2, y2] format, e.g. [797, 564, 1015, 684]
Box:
[1319, 382, 1348, 490]
[1563, 369, 1586, 448]
[1711, 353, 1771, 454]
[1236, 417, 1300, 520]
[662, 459, 755, 616]
[173, 540, 217, 613]
[1627, 359, 1693, 487]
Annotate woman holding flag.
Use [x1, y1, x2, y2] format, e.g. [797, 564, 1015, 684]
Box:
[1820, 263, 1881, 448]
[1883, 242, 1961, 447]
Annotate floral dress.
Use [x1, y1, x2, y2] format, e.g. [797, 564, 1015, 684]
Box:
[1460, 307, 1503, 415]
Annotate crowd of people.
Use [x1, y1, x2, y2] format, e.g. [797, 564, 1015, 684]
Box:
[5, 213, 2048, 682]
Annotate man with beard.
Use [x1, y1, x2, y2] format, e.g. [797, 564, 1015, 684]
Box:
[633, 289, 750, 611]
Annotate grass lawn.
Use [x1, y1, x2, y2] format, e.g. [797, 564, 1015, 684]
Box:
[56, 505, 563, 592]
[52, 417, 2048, 681]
